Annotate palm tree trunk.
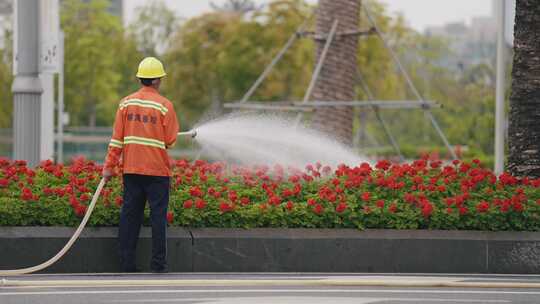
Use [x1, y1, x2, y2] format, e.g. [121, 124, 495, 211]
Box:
[310, 0, 360, 145]
[508, 0, 540, 177]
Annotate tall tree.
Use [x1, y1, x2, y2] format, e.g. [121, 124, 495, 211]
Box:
[0, 19, 12, 129]
[128, 0, 178, 56]
[508, 0, 540, 177]
[310, 0, 360, 145]
[165, 0, 313, 126]
[61, 0, 124, 127]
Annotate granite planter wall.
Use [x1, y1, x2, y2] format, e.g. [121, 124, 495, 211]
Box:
[0, 228, 539, 274]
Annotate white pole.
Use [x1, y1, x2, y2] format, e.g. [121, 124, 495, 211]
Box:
[494, 0, 506, 175]
[57, 31, 64, 163]
[12, 0, 43, 167]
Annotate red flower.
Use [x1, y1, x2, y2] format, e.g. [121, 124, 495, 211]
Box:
[80, 193, 90, 202]
[69, 196, 79, 207]
[219, 202, 232, 213]
[167, 212, 174, 223]
[14, 160, 27, 167]
[288, 175, 300, 183]
[75, 205, 87, 217]
[413, 176, 423, 184]
[336, 202, 347, 213]
[421, 201, 433, 218]
[228, 190, 238, 202]
[307, 198, 317, 206]
[361, 192, 371, 202]
[322, 166, 332, 175]
[268, 196, 281, 206]
[285, 201, 294, 211]
[313, 204, 324, 214]
[195, 199, 207, 209]
[476, 201, 490, 213]
[293, 183, 302, 195]
[404, 193, 416, 204]
[21, 187, 34, 201]
[512, 201, 524, 212]
[78, 186, 90, 193]
[43, 187, 54, 196]
[500, 202, 510, 213]
[327, 193, 337, 203]
[376, 160, 391, 171]
[430, 161, 442, 169]
[240, 197, 250, 206]
[55, 188, 66, 197]
[459, 206, 468, 215]
[0, 178, 9, 188]
[183, 200, 193, 209]
[189, 186, 203, 197]
[388, 203, 397, 213]
[376, 200, 385, 208]
[115, 196, 123, 207]
[53, 169, 63, 178]
[65, 185, 74, 195]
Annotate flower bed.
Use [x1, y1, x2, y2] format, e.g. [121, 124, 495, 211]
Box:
[0, 157, 539, 231]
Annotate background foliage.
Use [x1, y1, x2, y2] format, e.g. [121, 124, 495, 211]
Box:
[0, 0, 501, 162]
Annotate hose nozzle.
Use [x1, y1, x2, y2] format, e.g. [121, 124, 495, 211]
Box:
[177, 130, 197, 138]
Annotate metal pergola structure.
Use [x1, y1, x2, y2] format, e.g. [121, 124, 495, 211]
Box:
[223, 4, 458, 161]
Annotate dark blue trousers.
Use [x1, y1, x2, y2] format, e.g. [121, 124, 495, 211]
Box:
[119, 174, 170, 271]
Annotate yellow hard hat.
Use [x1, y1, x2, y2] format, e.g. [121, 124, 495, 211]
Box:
[136, 57, 166, 79]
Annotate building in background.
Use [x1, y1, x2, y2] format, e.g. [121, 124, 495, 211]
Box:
[424, 0, 514, 72]
[425, 17, 496, 70]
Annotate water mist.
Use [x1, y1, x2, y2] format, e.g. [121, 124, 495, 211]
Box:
[187, 113, 366, 169]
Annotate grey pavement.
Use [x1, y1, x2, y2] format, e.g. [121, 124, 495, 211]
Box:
[2, 273, 540, 304]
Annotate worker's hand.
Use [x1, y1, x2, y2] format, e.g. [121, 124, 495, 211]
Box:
[102, 168, 113, 182]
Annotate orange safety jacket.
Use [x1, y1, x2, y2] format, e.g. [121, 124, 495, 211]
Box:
[104, 86, 180, 177]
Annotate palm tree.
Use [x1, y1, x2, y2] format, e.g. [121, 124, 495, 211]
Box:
[508, 0, 540, 177]
[310, 0, 360, 145]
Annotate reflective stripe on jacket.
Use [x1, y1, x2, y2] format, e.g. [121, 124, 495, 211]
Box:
[104, 86, 180, 177]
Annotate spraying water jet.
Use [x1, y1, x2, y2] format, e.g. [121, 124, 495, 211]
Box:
[178, 130, 197, 138]
[185, 113, 366, 169]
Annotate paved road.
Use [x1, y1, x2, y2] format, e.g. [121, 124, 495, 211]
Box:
[2, 273, 540, 303]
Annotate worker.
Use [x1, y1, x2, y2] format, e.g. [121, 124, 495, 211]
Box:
[102, 57, 179, 273]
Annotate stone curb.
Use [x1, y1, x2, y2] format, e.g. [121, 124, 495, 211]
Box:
[0, 228, 539, 274]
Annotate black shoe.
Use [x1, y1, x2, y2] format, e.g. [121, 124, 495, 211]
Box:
[122, 267, 141, 273]
[151, 267, 168, 274]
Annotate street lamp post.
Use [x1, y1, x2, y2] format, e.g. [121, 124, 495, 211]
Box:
[494, 0, 506, 175]
[12, 0, 43, 167]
